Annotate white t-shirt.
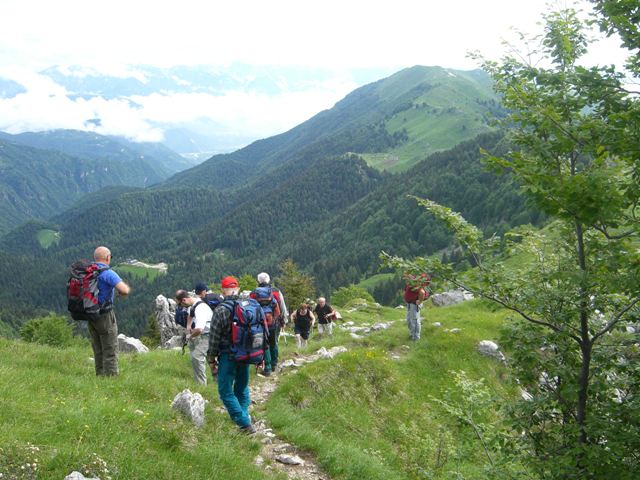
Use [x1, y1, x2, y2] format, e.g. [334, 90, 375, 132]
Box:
[192, 301, 213, 334]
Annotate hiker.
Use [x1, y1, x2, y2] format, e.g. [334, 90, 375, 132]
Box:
[175, 289, 212, 384]
[313, 297, 336, 338]
[207, 276, 262, 434]
[250, 272, 288, 376]
[291, 303, 315, 349]
[194, 282, 224, 305]
[89, 246, 130, 376]
[404, 273, 430, 341]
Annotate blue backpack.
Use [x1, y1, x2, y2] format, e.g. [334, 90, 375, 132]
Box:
[203, 292, 224, 310]
[220, 298, 268, 364]
[174, 305, 193, 329]
[251, 286, 281, 328]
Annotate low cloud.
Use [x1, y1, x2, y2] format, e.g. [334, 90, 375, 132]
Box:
[0, 70, 356, 145]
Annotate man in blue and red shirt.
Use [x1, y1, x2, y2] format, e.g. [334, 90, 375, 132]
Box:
[91, 246, 130, 376]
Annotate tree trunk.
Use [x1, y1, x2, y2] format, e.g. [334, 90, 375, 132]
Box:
[574, 221, 592, 468]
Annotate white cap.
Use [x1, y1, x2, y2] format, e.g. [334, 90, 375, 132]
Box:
[257, 272, 270, 284]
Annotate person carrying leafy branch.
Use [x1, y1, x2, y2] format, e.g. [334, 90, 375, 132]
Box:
[403, 272, 430, 341]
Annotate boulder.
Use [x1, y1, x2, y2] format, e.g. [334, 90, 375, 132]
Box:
[431, 289, 474, 307]
[477, 340, 506, 362]
[117, 334, 149, 353]
[164, 334, 185, 349]
[155, 294, 183, 346]
[172, 389, 205, 427]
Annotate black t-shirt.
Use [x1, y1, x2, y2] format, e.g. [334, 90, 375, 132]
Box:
[314, 304, 334, 324]
[294, 309, 313, 330]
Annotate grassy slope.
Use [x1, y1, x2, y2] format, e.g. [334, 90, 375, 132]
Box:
[116, 264, 163, 282]
[355, 272, 395, 291]
[0, 340, 274, 480]
[266, 301, 517, 479]
[1, 300, 514, 479]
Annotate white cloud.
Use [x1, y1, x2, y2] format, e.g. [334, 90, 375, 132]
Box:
[0, 0, 631, 145]
[0, 69, 357, 143]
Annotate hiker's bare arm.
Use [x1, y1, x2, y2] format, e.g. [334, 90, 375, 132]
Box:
[115, 281, 130, 296]
[417, 288, 426, 304]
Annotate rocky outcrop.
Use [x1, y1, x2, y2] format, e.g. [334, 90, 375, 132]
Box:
[171, 389, 206, 427]
[117, 334, 149, 353]
[155, 294, 183, 346]
[431, 289, 474, 307]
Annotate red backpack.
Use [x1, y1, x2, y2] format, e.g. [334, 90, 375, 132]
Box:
[67, 260, 111, 320]
[403, 273, 431, 303]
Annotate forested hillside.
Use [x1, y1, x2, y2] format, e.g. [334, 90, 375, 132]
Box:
[0, 131, 194, 234]
[0, 66, 528, 337]
[0, 135, 533, 336]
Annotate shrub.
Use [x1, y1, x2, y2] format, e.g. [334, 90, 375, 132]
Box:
[20, 313, 74, 348]
[331, 284, 375, 307]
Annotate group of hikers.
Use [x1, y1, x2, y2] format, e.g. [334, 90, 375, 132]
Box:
[68, 246, 339, 434]
[68, 246, 429, 434]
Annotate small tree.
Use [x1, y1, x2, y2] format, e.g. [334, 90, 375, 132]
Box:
[331, 284, 374, 307]
[141, 314, 161, 349]
[274, 258, 315, 311]
[20, 313, 74, 348]
[238, 274, 257, 292]
[385, 7, 640, 478]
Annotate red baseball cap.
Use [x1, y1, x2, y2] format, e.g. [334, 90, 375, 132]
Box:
[221, 276, 239, 289]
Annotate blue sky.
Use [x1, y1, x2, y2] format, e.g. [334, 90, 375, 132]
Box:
[0, 0, 629, 149]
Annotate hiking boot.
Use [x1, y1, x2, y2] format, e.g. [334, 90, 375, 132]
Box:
[240, 424, 257, 435]
[262, 370, 272, 377]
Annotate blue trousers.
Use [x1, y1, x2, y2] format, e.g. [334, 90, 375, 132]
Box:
[217, 352, 251, 428]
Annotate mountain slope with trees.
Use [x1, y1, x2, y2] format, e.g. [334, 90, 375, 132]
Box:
[167, 66, 500, 192]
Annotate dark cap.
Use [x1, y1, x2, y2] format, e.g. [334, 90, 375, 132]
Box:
[194, 282, 208, 294]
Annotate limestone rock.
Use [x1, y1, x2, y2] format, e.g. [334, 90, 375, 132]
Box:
[431, 289, 474, 307]
[117, 334, 149, 353]
[316, 346, 348, 359]
[172, 389, 205, 427]
[276, 454, 305, 465]
[477, 340, 506, 362]
[432, 322, 442, 327]
[371, 322, 391, 331]
[164, 334, 185, 349]
[64, 473, 99, 480]
[155, 294, 183, 346]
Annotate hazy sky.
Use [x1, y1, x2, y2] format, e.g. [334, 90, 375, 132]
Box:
[0, 0, 629, 147]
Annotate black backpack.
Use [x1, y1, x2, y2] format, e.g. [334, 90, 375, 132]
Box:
[175, 305, 193, 329]
[67, 260, 111, 321]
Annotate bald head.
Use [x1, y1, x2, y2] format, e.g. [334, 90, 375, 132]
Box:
[94, 246, 111, 263]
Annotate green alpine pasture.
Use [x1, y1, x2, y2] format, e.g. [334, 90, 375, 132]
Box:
[116, 264, 164, 282]
[1, 300, 519, 479]
[36, 229, 60, 249]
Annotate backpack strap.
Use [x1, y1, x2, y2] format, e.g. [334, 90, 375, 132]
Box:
[190, 300, 205, 317]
